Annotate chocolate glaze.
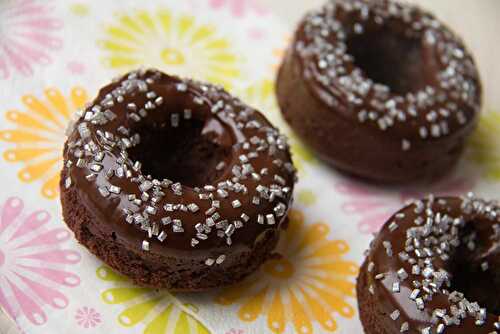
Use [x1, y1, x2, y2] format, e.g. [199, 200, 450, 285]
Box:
[359, 195, 500, 333]
[62, 69, 296, 266]
[277, 0, 482, 183]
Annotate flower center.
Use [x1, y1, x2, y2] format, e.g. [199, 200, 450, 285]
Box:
[263, 257, 294, 279]
[0, 250, 4, 267]
[161, 48, 185, 65]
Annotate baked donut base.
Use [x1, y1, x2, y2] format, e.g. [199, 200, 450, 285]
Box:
[61, 179, 281, 291]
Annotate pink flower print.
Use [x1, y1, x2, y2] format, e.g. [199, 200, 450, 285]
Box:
[75, 306, 101, 328]
[337, 176, 475, 233]
[0, 0, 63, 78]
[0, 197, 81, 325]
[209, 0, 268, 18]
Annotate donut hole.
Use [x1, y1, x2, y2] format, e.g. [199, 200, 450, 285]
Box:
[346, 27, 427, 95]
[449, 226, 500, 314]
[129, 117, 232, 188]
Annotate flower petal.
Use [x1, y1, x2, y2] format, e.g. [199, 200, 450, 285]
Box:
[215, 279, 256, 305]
[309, 285, 355, 318]
[306, 239, 350, 259]
[1, 197, 24, 235]
[9, 209, 50, 241]
[7, 278, 47, 325]
[17, 274, 68, 309]
[19, 265, 80, 287]
[4, 147, 54, 162]
[45, 88, 70, 119]
[0, 129, 50, 144]
[15, 228, 69, 249]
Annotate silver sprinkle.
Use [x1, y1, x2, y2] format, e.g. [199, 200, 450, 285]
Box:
[176, 83, 188, 92]
[90, 164, 103, 172]
[215, 161, 226, 171]
[217, 189, 228, 198]
[157, 231, 167, 242]
[154, 96, 163, 106]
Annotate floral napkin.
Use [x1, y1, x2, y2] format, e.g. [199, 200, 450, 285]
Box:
[0, 0, 498, 334]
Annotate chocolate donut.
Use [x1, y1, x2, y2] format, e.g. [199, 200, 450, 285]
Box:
[357, 194, 500, 333]
[60, 69, 296, 291]
[276, 0, 482, 183]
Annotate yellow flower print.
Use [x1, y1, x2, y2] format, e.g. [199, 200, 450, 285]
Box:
[469, 111, 500, 180]
[97, 266, 210, 334]
[297, 189, 317, 207]
[240, 79, 316, 173]
[0, 87, 88, 199]
[216, 210, 358, 334]
[98, 9, 241, 89]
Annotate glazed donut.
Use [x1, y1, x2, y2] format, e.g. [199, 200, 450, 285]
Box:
[357, 194, 500, 333]
[276, 0, 482, 183]
[60, 69, 296, 291]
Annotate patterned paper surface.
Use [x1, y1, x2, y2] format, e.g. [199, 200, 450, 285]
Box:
[0, 1, 498, 334]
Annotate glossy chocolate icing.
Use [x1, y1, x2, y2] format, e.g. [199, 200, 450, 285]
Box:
[363, 195, 500, 333]
[62, 69, 296, 262]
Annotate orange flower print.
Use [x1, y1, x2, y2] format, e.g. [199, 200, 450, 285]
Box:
[216, 210, 358, 333]
[0, 87, 88, 199]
